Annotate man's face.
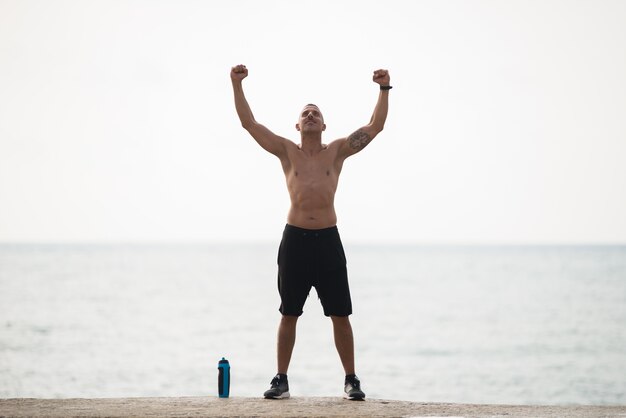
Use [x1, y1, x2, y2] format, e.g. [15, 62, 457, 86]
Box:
[296, 104, 326, 133]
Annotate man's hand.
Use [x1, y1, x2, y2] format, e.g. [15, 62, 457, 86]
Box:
[231, 64, 248, 82]
[372, 69, 390, 86]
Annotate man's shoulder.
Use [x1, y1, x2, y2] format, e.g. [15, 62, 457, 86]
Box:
[326, 137, 352, 160]
[325, 138, 348, 152]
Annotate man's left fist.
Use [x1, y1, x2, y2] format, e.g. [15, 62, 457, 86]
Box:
[373, 69, 390, 86]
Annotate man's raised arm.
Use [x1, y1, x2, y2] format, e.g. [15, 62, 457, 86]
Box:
[337, 69, 391, 158]
[230, 64, 288, 157]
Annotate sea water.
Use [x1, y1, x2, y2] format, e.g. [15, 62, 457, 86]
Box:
[0, 243, 625, 404]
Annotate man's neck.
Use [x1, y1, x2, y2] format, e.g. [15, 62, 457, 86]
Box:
[299, 133, 325, 154]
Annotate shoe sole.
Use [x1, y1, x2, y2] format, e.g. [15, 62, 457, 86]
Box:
[343, 393, 365, 401]
[265, 391, 290, 399]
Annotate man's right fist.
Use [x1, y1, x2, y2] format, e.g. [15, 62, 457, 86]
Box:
[231, 64, 248, 81]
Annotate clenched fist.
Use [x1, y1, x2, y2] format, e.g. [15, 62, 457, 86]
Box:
[231, 64, 248, 82]
[372, 69, 390, 86]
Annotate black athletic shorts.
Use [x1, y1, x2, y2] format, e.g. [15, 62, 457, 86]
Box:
[277, 224, 352, 317]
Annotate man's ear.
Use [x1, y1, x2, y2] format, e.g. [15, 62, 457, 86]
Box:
[295, 123, 301, 132]
[322, 123, 326, 131]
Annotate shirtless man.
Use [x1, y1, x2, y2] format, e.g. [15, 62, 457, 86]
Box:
[230, 64, 390, 400]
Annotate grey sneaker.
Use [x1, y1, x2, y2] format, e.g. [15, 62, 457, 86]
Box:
[264, 374, 290, 399]
[344, 374, 365, 400]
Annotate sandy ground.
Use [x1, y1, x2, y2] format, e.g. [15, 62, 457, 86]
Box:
[1, 397, 625, 418]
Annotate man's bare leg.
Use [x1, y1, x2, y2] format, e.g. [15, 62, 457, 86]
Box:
[330, 315, 355, 375]
[264, 315, 297, 399]
[277, 315, 298, 374]
[331, 315, 365, 399]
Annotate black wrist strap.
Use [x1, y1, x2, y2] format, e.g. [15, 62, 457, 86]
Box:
[380, 85, 393, 91]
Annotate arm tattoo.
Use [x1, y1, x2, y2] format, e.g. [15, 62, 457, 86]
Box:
[348, 129, 372, 150]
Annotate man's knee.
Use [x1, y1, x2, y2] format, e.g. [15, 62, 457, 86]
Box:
[280, 315, 299, 326]
[330, 315, 351, 327]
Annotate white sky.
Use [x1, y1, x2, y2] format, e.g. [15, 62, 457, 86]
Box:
[1, 0, 625, 244]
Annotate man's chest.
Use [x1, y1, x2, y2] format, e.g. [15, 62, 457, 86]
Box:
[283, 147, 344, 185]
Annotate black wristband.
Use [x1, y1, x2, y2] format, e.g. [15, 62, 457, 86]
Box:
[380, 85, 393, 91]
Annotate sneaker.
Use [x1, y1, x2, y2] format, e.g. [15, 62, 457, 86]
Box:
[344, 374, 365, 400]
[263, 374, 290, 399]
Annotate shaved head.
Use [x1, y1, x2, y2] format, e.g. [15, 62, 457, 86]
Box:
[296, 103, 326, 133]
[300, 104, 324, 122]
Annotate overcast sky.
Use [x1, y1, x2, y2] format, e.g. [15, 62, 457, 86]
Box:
[1, 0, 625, 244]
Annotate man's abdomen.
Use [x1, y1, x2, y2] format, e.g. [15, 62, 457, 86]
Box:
[287, 205, 338, 230]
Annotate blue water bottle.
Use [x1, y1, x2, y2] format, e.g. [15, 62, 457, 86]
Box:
[218, 357, 230, 398]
